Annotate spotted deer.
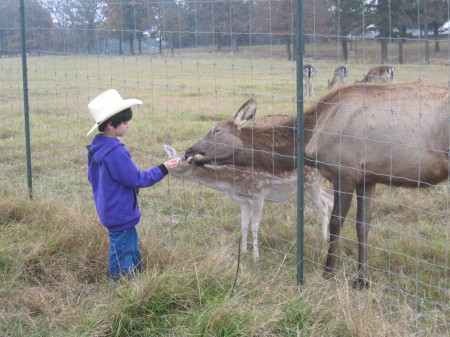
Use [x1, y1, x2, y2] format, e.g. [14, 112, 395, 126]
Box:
[303, 64, 316, 97]
[165, 145, 332, 260]
[357, 65, 394, 83]
[185, 82, 449, 287]
[327, 66, 348, 90]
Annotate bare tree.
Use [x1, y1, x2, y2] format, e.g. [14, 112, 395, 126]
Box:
[41, 0, 103, 54]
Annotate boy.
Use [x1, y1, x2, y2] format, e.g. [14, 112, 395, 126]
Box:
[86, 89, 180, 281]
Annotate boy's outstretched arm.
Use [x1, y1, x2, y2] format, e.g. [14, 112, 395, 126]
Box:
[107, 150, 180, 188]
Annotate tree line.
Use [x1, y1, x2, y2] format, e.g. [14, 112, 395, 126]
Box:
[0, 0, 447, 64]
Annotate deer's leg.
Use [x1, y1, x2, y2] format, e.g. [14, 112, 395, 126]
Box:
[251, 197, 265, 261]
[304, 178, 331, 241]
[319, 190, 334, 241]
[354, 183, 376, 288]
[324, 184, 354, 278]
[240, 202, 251, 254]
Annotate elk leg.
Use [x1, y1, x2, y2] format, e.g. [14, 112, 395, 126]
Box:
[240, 202, 251, 254]
[251, 197, 265, 261]
[324, 185, 354, 278]
[354, 183, 376, 288]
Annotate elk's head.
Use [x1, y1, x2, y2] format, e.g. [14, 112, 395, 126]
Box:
[184, 98, 257, 166]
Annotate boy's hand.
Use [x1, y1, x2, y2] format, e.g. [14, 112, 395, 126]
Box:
[163, 158, 181, 171]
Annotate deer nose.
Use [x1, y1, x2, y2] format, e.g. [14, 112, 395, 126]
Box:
[184, 147, 193, 159]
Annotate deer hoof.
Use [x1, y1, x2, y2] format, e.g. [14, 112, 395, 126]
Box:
[323, 266, 336, 279]
[351, 277, 370, 289]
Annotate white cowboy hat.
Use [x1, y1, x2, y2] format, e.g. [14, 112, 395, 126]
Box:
[87, 89, 142, 136]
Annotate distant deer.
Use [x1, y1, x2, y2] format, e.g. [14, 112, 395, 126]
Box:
[327, 66, 348, 89]
[185, 82, 449, 287]
[357, 65, 394, 83]
[303, 64, 316, 97]
[175, 100, 333, 261]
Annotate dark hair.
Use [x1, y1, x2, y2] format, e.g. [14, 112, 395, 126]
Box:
[98, 108, 133, 133]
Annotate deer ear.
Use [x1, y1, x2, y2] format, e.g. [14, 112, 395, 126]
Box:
[164, 145, 177, 158]
[234, 98, 256, 127]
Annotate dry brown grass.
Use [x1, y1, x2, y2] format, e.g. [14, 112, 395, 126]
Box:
[0, 185, 447, 336]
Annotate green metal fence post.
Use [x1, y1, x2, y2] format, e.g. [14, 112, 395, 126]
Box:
[20, 0, 33, 199]
[296, 0, 304, 286]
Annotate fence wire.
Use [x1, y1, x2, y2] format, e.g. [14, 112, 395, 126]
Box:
[0, 0, 448, 334]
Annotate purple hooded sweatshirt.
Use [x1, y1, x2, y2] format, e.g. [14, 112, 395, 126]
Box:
[87, 134, 167, 232]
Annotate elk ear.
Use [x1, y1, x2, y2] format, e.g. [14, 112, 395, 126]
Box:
[234, 98, 256, 128]
[164, 145, 177, 159]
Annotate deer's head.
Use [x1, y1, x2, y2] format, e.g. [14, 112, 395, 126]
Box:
[327, 79, 333, 90]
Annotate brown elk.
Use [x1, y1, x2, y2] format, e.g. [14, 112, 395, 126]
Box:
[185, 82, 449, 287]
[357, 65, 394, 83]
[327, 66, 348, 90]
[303, 64, 317, 97]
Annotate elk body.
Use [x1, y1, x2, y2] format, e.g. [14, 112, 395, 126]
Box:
[327, 66, 348, 90]
[185, 82, 449, 287]
[303, 64, 316, 97]
[179, 99, 333, 261]
[357, 65, 394, 83]
[304, 81, 449, 286]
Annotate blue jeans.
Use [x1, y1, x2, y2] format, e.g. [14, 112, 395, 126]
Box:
[108, 227, 142, 281]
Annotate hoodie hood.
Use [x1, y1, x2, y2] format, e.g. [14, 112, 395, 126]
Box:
[87, 134, 123, 164]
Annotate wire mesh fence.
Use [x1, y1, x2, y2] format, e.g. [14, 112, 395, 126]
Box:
[0, 0, 448, 334]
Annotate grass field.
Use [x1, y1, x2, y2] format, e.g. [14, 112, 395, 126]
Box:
[0, 42, 448, 336]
